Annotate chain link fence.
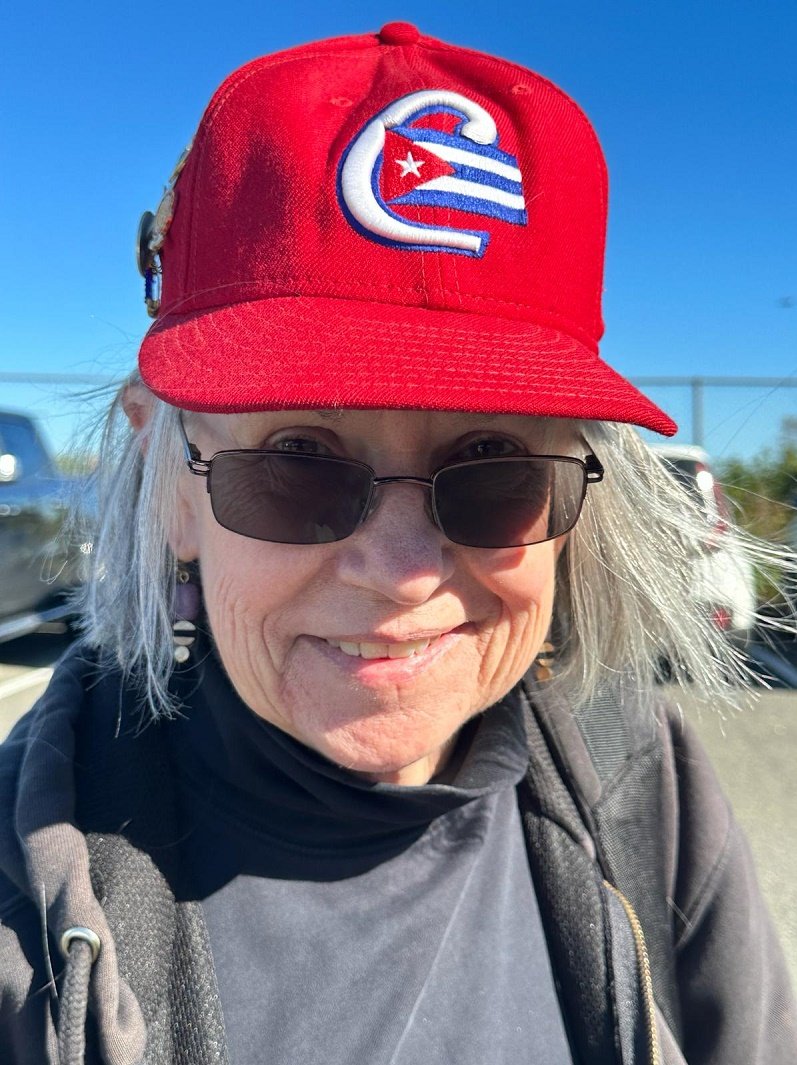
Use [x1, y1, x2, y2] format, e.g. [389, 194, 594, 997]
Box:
[633, 376, 797, 459]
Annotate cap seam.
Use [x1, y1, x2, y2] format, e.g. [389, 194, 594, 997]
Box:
[148, 373, 672, 409]
[415, 38, 607, 146]
[394, 42, 432, 310]
[186, 121, 206, 299]
[201, 46, 400, 133]
[199, 35, 378, 124]
[156, 287, 597, 350]
[160, 277, 583, 313]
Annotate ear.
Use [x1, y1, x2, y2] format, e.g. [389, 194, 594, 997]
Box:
[122, 382, 201, 562]
[121, 381, 156, 437]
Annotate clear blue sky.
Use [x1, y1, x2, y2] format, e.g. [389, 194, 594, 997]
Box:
[1, 0, 795, 457]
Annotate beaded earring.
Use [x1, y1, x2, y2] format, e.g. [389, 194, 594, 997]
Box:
[173, 563, 200, 664]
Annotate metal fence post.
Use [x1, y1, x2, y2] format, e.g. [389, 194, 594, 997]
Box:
[691, 377, 704, 448]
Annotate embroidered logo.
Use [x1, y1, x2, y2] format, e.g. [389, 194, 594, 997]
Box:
[337, 90, 526, 257]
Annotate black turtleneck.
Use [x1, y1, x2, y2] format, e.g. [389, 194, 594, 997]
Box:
[168, 642, 530, 884]
[167, 647, 573, 1065]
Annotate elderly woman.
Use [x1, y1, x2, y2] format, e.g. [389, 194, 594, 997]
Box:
[0, 22, 794, 1065]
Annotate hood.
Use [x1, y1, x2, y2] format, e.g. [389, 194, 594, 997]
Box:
[0, 648, 148, 1064]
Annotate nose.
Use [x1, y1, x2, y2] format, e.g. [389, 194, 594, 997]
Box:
[334, 481, 455, 604]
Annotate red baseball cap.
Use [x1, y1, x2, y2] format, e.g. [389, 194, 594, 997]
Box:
[136, 22, 677, 436]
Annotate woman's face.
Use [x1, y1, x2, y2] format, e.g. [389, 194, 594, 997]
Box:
[172, 409, 569, 785]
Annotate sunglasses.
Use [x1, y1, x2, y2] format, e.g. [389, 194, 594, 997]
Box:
[179, 418, 603, 549]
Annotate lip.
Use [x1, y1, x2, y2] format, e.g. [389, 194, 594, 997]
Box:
[308, 624, 471, 682]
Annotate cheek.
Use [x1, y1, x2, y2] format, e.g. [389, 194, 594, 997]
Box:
[465, 544, 558, 692]
[194, 522, 321, 699]
[201, 543, 283, 669]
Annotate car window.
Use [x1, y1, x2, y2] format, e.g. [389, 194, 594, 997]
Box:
[0, 417, 52, 479]
[661, 458, 703, 504]
[660, 454, 733, 527]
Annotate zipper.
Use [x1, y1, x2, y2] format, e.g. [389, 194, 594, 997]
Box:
[604, 881, 661, 1065]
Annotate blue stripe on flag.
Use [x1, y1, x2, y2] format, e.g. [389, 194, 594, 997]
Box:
[392, 124, 521, 169]
[447, 164, 523, 196]
[391, 188, 527, 225]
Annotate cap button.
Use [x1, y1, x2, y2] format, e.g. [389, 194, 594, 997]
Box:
[378, 22, 420, 45]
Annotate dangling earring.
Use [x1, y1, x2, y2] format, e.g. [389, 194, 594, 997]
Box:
[173, 563, 200, 664]
[534, 641, 555, 683]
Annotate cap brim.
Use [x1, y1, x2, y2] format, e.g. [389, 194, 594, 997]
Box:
[138, 297, 677, 436]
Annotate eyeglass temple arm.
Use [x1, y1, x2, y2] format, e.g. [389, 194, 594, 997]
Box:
[177, 413, 211, 476]
[584, 453, 604, 483]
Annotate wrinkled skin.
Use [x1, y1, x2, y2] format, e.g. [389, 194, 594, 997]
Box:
[169, 408, 568, 785]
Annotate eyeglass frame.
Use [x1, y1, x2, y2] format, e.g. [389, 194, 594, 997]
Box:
[176, 413, 604, 547]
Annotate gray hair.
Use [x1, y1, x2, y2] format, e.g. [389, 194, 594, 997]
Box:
[73, 377, 795, 717]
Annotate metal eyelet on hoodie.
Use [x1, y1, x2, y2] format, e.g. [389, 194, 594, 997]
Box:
[60, 926, 102, 963]
[58, 927, 101, 1065]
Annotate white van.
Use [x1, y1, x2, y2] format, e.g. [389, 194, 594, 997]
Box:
[651, 444, 756, 639]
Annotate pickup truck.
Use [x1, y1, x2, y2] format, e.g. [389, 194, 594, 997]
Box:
[0, 410, 90, 643]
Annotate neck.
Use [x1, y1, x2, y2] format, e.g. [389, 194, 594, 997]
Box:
[357, 733, 462, 786]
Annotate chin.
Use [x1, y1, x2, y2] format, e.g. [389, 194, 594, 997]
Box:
[306, 709, 463, 784]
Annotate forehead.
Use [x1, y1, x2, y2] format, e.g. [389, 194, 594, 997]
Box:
[190, 408, 575, 448]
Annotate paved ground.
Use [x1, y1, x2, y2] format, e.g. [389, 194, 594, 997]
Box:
[673, 687, 797, 984]
[0, 632, 70, 741]
[1, 636, 796, 984]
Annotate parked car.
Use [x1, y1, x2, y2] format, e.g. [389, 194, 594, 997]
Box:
[651, 444, 756, 640]
[0, 410, 91, 643]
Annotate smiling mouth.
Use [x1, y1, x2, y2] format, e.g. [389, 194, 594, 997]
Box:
[323, 636, 444, 660]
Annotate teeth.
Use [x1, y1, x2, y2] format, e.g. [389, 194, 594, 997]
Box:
[388, 639, 431, 658]
[359, 642, 390, 659]
[325, 637, 436, 659]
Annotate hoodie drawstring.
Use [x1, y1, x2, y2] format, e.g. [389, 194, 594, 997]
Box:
[58, 927, 101, 1065]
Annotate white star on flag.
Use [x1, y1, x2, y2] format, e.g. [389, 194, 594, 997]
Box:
[396, 151, 425, 178]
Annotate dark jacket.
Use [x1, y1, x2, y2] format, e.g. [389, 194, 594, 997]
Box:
[0, 646, 794, 1064]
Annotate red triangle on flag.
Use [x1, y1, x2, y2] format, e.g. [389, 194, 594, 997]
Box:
[380, 130, 456, 204]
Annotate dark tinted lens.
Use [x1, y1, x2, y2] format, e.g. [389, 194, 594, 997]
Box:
[208, 452, 372, 544]
[433, 458, 587, 548]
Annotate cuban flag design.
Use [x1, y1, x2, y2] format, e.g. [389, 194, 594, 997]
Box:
[338, 90, 527, 257]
